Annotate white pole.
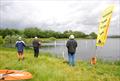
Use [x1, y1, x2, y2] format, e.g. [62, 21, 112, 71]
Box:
[54, 41, 56, 47]
[86, 40, 87, 48]
[62, 51, 65, 59]
[65, 40, 67, 45]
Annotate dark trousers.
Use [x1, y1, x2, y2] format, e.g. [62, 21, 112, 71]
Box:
[34, 47, 39, 58]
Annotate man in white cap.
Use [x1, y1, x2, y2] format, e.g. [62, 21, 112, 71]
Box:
[32, 37, 41, 58]
[66, 35, 77, 66]
[16, 37, 26, 61]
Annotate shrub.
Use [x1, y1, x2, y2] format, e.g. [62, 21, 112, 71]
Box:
[4, 35, 19, 47]
[0, 36, 3, 45]
[49, 37, 56, 41]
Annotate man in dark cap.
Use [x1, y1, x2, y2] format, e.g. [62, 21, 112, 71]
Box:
[32, 37, 41, 58]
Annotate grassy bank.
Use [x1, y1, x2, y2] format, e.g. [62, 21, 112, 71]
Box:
[0, 47, 120, 81]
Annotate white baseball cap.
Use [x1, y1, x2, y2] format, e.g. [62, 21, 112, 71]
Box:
[35, 37, 38, 39]
[18, 37, 22, 40]
[69, 35, 75, 39]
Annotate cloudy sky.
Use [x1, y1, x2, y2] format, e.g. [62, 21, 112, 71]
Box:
[0, 0, 120, 35]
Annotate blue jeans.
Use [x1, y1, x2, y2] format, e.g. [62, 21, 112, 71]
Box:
[68, 53, 75, 66]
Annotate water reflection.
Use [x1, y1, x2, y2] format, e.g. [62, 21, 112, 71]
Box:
[40, 38, 120, 61]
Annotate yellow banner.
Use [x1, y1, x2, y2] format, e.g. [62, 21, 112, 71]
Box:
[96, 5, 114, 47]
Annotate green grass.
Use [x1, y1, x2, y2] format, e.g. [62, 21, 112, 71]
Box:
[0, 47, 120, 81]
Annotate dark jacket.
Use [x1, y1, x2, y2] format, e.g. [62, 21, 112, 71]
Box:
[66, 39, 77, 54]
[32, 40, 41, 48]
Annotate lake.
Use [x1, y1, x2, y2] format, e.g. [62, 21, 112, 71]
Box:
[40, 38, 120, 61]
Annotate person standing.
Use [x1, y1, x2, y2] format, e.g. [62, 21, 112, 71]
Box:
[32, 37, 41, 58]
[16, 37, 26, 61]
[66, 35, 77, 66]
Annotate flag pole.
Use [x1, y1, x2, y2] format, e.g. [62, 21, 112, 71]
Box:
[90, 5, 114, 65]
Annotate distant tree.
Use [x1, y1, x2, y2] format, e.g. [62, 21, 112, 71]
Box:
[0, 28, 21, 38]
[63, 30, 74, 38]
[73, 31, 87, 38]
[0, 28, 13, 38]
[89, 32, 97, 39]
[0, 28, 98, 39]
[54, 32, 63, 38]
[24, 27, 40, 38]
[63, 30, 87, 38]
[44, 30, 54, 38]
[39, 31, 46, 38]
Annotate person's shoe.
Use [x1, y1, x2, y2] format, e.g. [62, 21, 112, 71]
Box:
[18, 59, 20, 61]
[72, 64, 75, 66]
[22, 57, 25, 61]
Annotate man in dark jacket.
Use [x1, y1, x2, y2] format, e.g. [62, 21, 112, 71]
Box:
[66, 35, 77, 66]
[32, 37, 41, 58]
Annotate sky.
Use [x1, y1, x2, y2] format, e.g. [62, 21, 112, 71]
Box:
[0, 0, 120, 35]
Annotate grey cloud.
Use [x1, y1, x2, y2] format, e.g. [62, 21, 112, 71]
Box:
[0, 0, 119, 35]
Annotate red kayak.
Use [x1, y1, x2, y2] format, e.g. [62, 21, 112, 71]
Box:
[0, 70, 32, 81]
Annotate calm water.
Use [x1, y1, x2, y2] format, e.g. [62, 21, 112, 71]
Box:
[40, 38, 120, 61]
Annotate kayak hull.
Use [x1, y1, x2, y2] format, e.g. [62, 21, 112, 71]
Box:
[0, 70, 32, 80]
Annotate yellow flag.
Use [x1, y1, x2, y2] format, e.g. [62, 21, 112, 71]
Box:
[96, 5, 114, 47]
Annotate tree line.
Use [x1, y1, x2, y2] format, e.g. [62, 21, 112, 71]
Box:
[0, 27, 97, 39]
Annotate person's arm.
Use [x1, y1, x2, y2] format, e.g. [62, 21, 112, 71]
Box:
[73, 40, 77, 48]
[22, 41, 26, 47]
[66, 40, 69, 48]
[38, 41, 41, 47]
[15, 41, 18, 47]
[75, 41, 77, 47]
